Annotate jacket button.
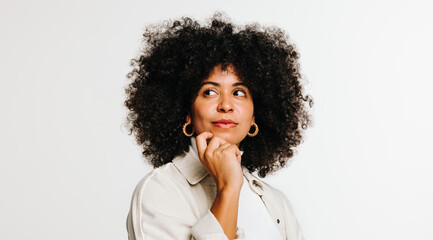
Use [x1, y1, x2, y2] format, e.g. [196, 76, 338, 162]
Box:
[277, 219, 280, 224]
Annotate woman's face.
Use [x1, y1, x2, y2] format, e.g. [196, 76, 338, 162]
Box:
[189, 65, 254, 145]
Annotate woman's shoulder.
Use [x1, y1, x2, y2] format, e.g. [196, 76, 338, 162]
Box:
[132, 162, 187, 199]
[130, 150, 206, 202]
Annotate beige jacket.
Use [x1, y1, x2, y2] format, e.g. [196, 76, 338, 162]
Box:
[127, 140, 304, 240]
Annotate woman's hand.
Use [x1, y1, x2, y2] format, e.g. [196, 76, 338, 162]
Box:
[196, 132, 243, 193]
[196, 132, 243, 239]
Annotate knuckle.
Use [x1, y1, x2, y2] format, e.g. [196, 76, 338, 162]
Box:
[222, 150, 231, 157]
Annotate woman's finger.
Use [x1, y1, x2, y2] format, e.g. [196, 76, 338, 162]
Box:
[205, 136, 227, 156]
[222, 145, 242, 163]
[196, 132, 213, 162]
[216, 143, 232, 152]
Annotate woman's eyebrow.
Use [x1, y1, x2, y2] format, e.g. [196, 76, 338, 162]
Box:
[201, 82, 247, 87]
[201, 81, 219, 87]
[232, 82, 247, 87]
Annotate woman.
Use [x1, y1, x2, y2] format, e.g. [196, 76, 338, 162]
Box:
[125, 13, 313, 240]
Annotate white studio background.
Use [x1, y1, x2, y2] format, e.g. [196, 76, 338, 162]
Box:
[1, 0, 432, 239]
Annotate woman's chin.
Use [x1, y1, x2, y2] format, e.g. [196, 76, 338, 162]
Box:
[209, 131, 245, 146]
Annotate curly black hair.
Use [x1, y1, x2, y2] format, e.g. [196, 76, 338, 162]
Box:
[125, 13, 313, 177]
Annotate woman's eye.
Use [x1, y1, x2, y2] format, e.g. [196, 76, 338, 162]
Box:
[234, 90, 246, 97]
[203, 89, 217, 96]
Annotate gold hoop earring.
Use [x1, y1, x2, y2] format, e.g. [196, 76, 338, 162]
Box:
[247, 123, 259, 137]
[182, 122, 194, 137]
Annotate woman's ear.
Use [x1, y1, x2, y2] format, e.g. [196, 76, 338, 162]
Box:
[186, 114, 191, 124]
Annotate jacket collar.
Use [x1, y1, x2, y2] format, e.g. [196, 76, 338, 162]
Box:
[243, 167, 265, 196]
[172, 137, 266, 195]
[172, 137, 209, 185]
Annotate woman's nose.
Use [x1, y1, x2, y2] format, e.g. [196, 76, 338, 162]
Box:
[218, 95, 234, 113]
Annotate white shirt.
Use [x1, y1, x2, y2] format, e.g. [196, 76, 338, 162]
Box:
[127, 138, 304, 240]
[238, 175, 284, 239]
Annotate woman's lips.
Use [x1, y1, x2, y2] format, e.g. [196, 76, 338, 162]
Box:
[212, 119, 238, 128]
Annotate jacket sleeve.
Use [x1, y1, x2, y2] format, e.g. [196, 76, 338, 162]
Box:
[191, 210, 229, 240]
[127, 170, 235, 240]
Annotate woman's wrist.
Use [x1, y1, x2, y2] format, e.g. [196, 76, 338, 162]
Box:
[216, 185, 241, 198]
[216, 179, 243, 195]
